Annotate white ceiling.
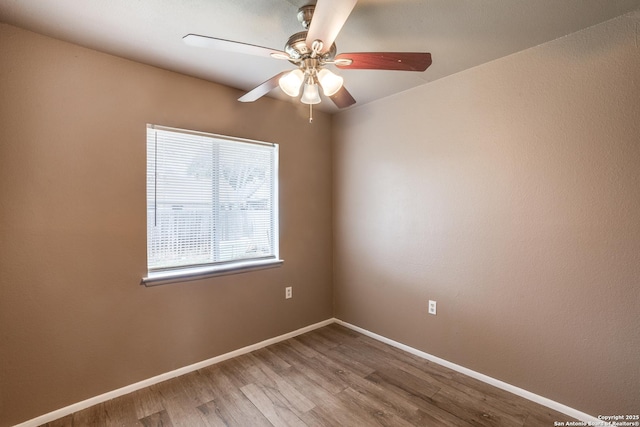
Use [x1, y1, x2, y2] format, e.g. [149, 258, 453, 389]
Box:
[2, 0, 639, 113]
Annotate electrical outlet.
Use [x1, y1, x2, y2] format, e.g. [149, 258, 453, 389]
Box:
[428, 300, 437, 315]
[285, 286, 292, 299]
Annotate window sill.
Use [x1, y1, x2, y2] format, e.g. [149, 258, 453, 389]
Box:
[142, 258, 284, 286]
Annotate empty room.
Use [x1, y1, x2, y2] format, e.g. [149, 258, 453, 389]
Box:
[1, 1, 639, 426]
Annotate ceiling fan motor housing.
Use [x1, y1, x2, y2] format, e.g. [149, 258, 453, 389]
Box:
[286, 4, 337, 64]
[285, 31, 311, 59]
[285, 31, 336, 63]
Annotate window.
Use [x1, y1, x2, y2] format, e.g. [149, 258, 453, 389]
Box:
[143, 125, 281, 285]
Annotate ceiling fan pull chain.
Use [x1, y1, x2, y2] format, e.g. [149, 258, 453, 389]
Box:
[309, 103, 313, 124]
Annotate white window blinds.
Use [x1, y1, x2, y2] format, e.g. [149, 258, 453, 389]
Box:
[146, 125, 279, 275]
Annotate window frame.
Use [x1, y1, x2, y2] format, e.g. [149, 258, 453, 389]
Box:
[142, 124, 282, 286]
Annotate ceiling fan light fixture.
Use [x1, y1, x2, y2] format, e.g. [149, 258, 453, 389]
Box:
[278, 69, 304, 97]
[301, 82, 321, 104]
[317, 68, 343, 96]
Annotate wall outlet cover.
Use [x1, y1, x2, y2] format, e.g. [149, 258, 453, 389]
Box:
[428, 300, 437, 315]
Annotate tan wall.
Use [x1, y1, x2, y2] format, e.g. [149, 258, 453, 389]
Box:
[333, 12, 640, 416]
[0, 24, 333, 426]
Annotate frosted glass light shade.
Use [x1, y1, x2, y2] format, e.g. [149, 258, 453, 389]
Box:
[301, 83, 321, 104]
[278, 69, 304, 97]
[317, 68, 344, 96]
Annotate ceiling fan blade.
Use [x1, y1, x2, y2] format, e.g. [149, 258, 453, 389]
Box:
[183, 34, 287, 58]
[306, 0, 358, 53]
[238, 71, 288, 103]
[330, 85, 356, 109]
[335, 52, 432, 71]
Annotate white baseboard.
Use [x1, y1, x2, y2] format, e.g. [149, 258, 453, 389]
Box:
[334, 318, 600, 424]
[16, 317, 600, 427]
[14, 318, 334, 427]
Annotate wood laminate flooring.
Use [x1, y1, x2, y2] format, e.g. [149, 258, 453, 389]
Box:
[41, 323, 576, 426]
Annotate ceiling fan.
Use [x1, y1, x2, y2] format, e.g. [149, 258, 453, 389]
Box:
[183, 0, 432, 122]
